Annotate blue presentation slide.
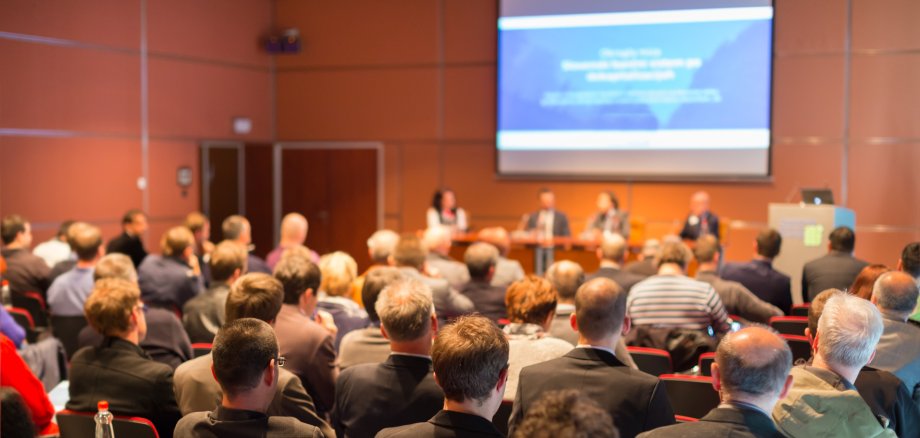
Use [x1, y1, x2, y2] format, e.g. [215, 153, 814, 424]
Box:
[497, 7, 773, 151]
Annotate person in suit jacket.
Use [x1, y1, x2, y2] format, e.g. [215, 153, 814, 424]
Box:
[173, 272, 333, 437]
[338, 267, 404, 369]
[66, 278, 181, 438]
[423, 225, 470, 289]
[458, 243, 507, 323]
[509, 278, 675, 438]
[582, 191, 630, 240]
[638, 326, 793, 438]
[137, 226, 204, 310]
[679, 191, 719, 241]
[334, 278, 445, 437]
[105, 209, 149, 268]
[587, 234, 645, 292]
[523, 188, 571, 237]
[477, 227, 525, 288]
[801, 226, 869, 302]
[183, 241, 245, 343]
[377, 315, 508, 438]
[871, 272, 920, 403]
[392, 234, 474, 322]
[222, 215, 272, 274]
[721, 228, 793, 314]
[173, 318, 323, 438]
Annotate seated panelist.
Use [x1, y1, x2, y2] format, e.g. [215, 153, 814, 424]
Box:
[679, 191, 720, 242]
[581, 191, 630, 240]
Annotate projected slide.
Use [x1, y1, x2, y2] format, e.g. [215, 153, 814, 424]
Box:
[497, 1, 774, 179]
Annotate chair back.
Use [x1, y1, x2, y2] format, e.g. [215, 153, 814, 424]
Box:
[8, 307, 43, 344]
[697, 352, 716, 377]
[492, 399, 513, 437]
[627, 346, 673, 376]
[769, 316, 808, 336]
[11, 291, 49, 327]
[659, 374, 719, 419]
[781, 334, 813, 364]
[191, 343, 213, 358]
[56, 409, 160, 438]
[51, 315, 89, 360]
[790, 304, 810, 317]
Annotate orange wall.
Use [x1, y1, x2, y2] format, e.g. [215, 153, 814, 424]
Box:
[0, 0, 273, 249]
[275, 0, 920, 266]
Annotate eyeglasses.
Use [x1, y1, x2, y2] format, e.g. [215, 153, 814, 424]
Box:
[276, 356, 285, 368]
[136, 302, 148, 314]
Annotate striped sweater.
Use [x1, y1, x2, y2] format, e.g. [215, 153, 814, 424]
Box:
[627, 274, 731, 333]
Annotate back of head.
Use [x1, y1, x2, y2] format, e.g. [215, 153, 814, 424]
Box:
[122, 209, 145, 226]
[872, 271, 919, 315]
[84, 278, 140, 337]
[511, 389, 618, 438]
[375, 279, 434, 342]
[185, 211, 208, 234]
[362, 267, 404, 322]
[464, 242, 498, 280]
[393, 234, 427, 269]
[828, 226, 856, 253]
[0, 214, 27, 245]
[807, 288, 842, 335]
[545, 260, 584, 302]
[280, 244, 314, 262]
[94, 253, 138, 283]
[756, 228, 782, 259]
[574, 278, 627, 341]
[69, 222, 103, 261]
[0, 387, 36, 438]
[222, 215, 248, 241]
[477, 227, 511, 255]
[641, 238, 660, 259]
[57, 220, 76, 239]
[693, 234, 719, 264]
[599, 234, 628, 263]
[900, 242, 920, 280]
[817, 292, 884, 369]
[848, 264, 890, 300]
[422, 226, 451, 251]
[656, 240, 692, 269]
[210, 240, 247, 282]
[716, 327, 792, 399]
[226, 273, 284, 323]
[280, 213, 308, 243]
[212, 318, 278, 398]
[432, 315, 509, 403]
[505, 276, 557, 325]
[367, 229, 399, 264]
[272, 256, 321, 305]
[319, 251, 357, 297]
[160, 226, 194, 257]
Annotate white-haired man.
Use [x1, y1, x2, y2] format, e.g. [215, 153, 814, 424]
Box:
[422, 226, 469, 289]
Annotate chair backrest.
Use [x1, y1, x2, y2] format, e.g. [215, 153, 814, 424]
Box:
[51, 315, 89, 360]
[790, 304, 810, 317]
[8, 306, 42, 344]
[56, 409, 160, 438]
[191, 343, 213, 358]
[781, 334, 813, 364]
[659, 374, 719, 419]
[697, 352, 716, 377]
[627, 346, 673, 376]
[675, 415, 700, 423]
[492, 399, 513, 437]
[769, 316, 808, 336]
[11, 291, 48, 327]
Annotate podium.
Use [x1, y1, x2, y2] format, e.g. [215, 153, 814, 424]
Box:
[768, 203, 856, 305]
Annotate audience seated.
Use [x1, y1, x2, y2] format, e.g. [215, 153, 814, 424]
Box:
[106, 209, 149, 268]
[32, 220, 74, 268]
[459, 242, 507, 323]
[173, 272, 332, 436]
[512, 389, 618, 438]
[510, 278, 675, 438]
[0, 387, 38, 438]
[67, 278, 181, 437]
[588, 233, 645, 292]
[352, 229, 400, 305]
[476, 227, 525, 288]
[272, 256, 338, 418]
[624, 239, 660, 278]
[338, 267, 404, 369]
[266, 212, 319, 270]
[849, 264, 891, 300]
[693, 235, 782, 323]
[392, 234, 474, 322]
[870, 272, 920, 402]
[317, 251, 370, 349]
[679, 191, 719, 242]
[720, 228, 793, 314]
[638, 327, 793, 438]
[523, 188, 571, 237]
[138, 226, 204, 310]
[174, 318, 323, 438]
[222, 215, 271, 274]
[183, 241, 246, 343]
[801, 226, 869, 302]
[1, 334, 57, 435]
[47, 222, 102, 316]
[423, 226, 470, 289]
[184, 212, 215, 282]
[334, 278, 444, 437]
[774, 292, 896, 437]
[378, 315, 509, 437]
[503, 276, 572, 400]
[1, 214, 51, 296]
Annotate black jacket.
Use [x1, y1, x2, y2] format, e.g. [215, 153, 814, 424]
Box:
[174, 406, 322, 438]
[588, 266, 646, 292]
[377, 410, 504, 438]
[801, 251, 869, 302]
[721, 260, 793, 314]
[636, 405, 784, 438]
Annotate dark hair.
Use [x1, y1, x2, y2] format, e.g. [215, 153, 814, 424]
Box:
[505, 276, 558, 325]
[121, 209, 145, 225]
[538, 187, 553, 196]
[226, 273, 284, 323]
[900, 242, 920, 279]
[212, 318, 278, 398]
[432, 315, 509, 402]
[0, 387, 36, 438]
[601, 191, 620, 210]
[512, 389, 618, 438]
[829, 226, 856, 252]
[210, 240, 247, 282]
[362, 267, 403, 322]
[272, 256, 321, 305]
[756, 228, 782, 259]
[392, 234, 427, 269]
[575, 278, 627, 340]
[848, 264, 890, 300]
[431, 189, 457, 215]
[222, 215, 248, 241]
[57, 220, 76, 238]
[0, 215, 27, 245]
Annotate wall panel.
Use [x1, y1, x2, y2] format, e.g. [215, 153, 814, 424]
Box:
[0, 0, 140, 49]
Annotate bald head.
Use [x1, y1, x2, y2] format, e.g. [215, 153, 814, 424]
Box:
[716, 327, 792, 398]
[690, 191, 710, 215]
[873, 271, 920, 318]
[478, 227, 511, 256]
[280, 213, 308, 244]
[599, 234, 628, 263]
[574, 278, 627, 341]
[367, 229, 399, 264]
[423, 226, 452, 255]
[546, 260, 585, 302]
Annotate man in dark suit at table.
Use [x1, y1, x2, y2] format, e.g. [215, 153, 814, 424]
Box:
[524, 188, 571, 237]
[721, 228, 793, 314]
[801, 226, 868, 302]
[509, 278, 674, 438]
[679, 191, 720, 242]
[636, 326, 793, 438]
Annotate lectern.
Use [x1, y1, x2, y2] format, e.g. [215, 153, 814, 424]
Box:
[767, 203, 856, 305]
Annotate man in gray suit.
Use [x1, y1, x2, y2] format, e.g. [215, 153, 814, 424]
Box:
[338, 267, 403, 369]
[802, 226, 869, 302]
[871, 271, 920, 402]
[422, 225, 469, 289]
[477, 227, 525, 288]
[524, 188, 571, 237]
[391, 234, 474, 322]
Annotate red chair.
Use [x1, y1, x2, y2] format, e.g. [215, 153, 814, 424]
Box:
[781, 334, 813, 364]
[192, 343, 213, 358]
[56, 409, 160, 438]
[675, 415, 700, 423]
[627, 346, 673, 376]
[11, 291, 49, 327]
[769, 316, 808, 336]
[790, 304, 810, 317]
[697, 352, 716, 377]
[660, 374, 719, 419]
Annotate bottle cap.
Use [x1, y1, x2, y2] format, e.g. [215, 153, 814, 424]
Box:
[98, 400, 108, 411]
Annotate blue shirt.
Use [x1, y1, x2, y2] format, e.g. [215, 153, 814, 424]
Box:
[0, 306, 26, 347]
[47, 266, 95, 317]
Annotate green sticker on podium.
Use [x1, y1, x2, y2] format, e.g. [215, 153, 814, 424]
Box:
[803, 224, 824, 247]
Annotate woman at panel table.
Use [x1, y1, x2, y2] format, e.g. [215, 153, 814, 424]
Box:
[581, 191, 630, 240]
[426, 189, 468, 233]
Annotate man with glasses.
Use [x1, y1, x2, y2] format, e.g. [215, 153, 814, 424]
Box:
[174, 318, 323, 437]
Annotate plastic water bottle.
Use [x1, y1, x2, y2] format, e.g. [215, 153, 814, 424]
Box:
[95, 400, 115, 438]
